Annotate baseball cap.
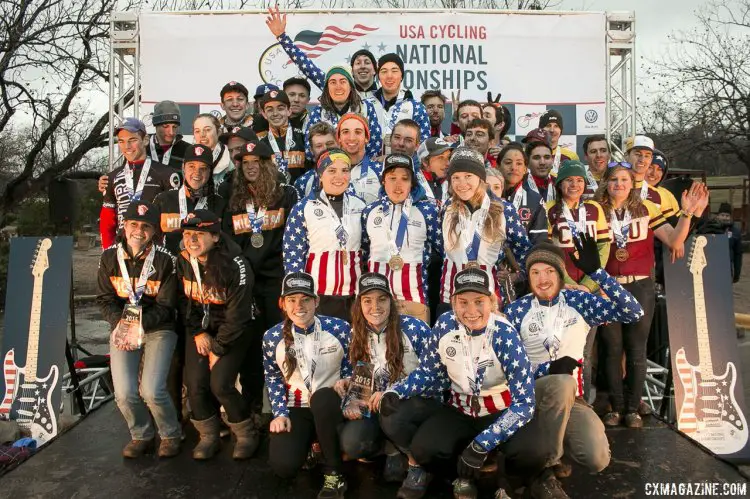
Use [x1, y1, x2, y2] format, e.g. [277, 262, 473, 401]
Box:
[281, 272, 317, 298]
[181, 209, 221, 234]
[452, 267, 492, 297]
[233, 140, 274, 161]
[539, 109, 564, 130]
[381, 153, 414, 180]
[283, 77, 312, 94]
[114, 117, 147, 136]
[522, 128, 551, 146]
[625, 135, 655, 152]
[183, 144, 213, 166]
[260, 90, 291, 109]
[358, 272, 391, 296]
[220, 81, 249, 100]
[124, 200, 160, 228]
[254, 83, 280, 99]
[219, 126, 258, 145]
[417, 137, 453, 163]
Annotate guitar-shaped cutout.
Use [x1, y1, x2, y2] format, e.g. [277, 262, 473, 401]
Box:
[0, 238, 59, 444]
[675, 236, 749, 454]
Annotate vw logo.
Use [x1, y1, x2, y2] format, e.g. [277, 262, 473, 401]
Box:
[446, 347, 457, 358]
[584, 109, 598, 124]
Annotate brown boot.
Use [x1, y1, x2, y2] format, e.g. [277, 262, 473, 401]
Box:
[227, 418, 259, 460]
[122, 439, 154, 458]
[158, 437, 182, 458]
[191, 416, 220, 460]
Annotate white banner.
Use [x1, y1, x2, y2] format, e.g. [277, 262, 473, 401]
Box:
[139, 10, 607, 106]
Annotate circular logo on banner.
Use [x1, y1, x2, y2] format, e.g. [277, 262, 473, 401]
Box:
[585, 109, 598, 124]
[259, 43, 304, 87]
[446, 347, 457, 358]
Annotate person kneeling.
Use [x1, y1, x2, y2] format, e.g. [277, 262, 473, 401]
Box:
[504, 235, 644, 496]
[379, 268, 543, 499]
[263, 272, 352, 499]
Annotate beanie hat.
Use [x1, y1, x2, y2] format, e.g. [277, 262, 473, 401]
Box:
[351, 49, 377, 70]
[124, 200, 160, 228]
[325, 65, 355, 89]
[377, 53, 404, 75]
[526, 242, 567, 280]
[555, 160, 588, 185]
[718, 202, 732, 215]
[152, 100, 181, 126]
[317, 147, 351, 176]
[336, 113, 370, 140]
[539, 109, 564, 131]
[652, 149, 668, 171]
[447, 146, 486, 182]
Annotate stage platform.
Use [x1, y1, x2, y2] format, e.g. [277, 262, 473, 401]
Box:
[2, 403, 748, 498]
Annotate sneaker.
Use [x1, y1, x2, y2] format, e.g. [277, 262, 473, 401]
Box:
[602, 411, 621, 427]
[452, 478, 478, 499]
[396, 465, 432, 499]
[624, 412, 643, 428]
[528, 472, 569, 499]
[122, 439, 154, 458]
[552, 461, 572, 479]
[158, 437, 181, 458]
[318, 471, 347, 499]
[384, 453, 408, 483]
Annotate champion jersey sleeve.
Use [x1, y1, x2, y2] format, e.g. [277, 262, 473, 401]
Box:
[263, 324, 291, 418]
[364, 100, 384, 157]
[304, 106, 324, 160]
[502, 200, 532, 274]
[283, 200, 310, 273]
[474, 322, 535, 451]
[212, 256, 255, 356]
[503, 296, 550, 379]
[394, 315, 439, 395]
[411, 101, 432, 142]
[294, 170, 316, 200]
[389, 319, 451, 399]
[277, 32, 326, 90]
[321, 316, 353, 378]
[421, 200, 442, 253]
[360, 201, 376, 264]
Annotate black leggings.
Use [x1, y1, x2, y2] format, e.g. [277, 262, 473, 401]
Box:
[269, 387, 345, 478]
[599, 278, 655, 413]
[317, 295, 355, 323]
[184, 331, 252, 423]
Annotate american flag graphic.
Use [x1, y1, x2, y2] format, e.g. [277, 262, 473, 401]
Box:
[293, 24, 379, 59]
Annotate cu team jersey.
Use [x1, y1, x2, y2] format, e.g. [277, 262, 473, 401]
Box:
[604, 200, 667, 277]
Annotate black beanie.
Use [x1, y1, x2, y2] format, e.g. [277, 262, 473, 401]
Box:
[378, 53, 404, 75]
[447, 146, 486, 182]
[351, 49, 377, 70]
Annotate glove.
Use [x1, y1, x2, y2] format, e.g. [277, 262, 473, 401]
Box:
[548, 356, 583, 376]
[379, 392, 401, 418]
[570, 232, 601, 276]
[457, 441, 488, 479]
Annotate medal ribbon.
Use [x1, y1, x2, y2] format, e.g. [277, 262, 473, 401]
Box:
[551, 146, 563, 175]
[561, 201, 587, 242]
[116, 243, 156, 305]
[149, 135, 173, 165]
[368, 328, 390, 391]
[189, 257, 211, 329]
[610, 208, 632, 249]
[382, 196, 413, 260]
[458, 193, 490, 263]
[638, 181, 649, 201]
[511, 183, 526, 211]
[530, 295, 568, 362]
[124, 158, 152, 202]
[245, 202, 267, 235]
[320, 191, 350, 250]
[267, 125, 295, 174]
[212, 143, 225, 164]
[457, 317, 497, 409]
[293, 317, 322, 392]
[178, 186, 208, 221]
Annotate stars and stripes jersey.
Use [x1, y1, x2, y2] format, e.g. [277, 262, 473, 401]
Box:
[390, 311, 535, 452]
[506, 269, 645, 397]
[350, 156, 384, 205]
[504, 182, 548, 245]
[634, 180, 677, 218]
[438, 198, 531, 303]
[294, 169, 317, 200]
[263, 315, 352, 418]
[361, 194, 441, 304]
[305, 101, 383, 160]
[152, 188, 226, 255]
[96, 243, 177, 334]
[604, 200, 668, 277]
[371, 88, 431, 152]
[546, 199, 611, 284]
[283, 191, 366, 296]
[359, 315, 433, 392]
[260, 126, 308, 182]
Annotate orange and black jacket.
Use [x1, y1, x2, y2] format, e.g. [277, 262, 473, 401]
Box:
[96, 243, 177, 333]
[176, 241, 254, 356]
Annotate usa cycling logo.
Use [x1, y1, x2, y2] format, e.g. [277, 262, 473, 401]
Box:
[584, 109, 598, 124]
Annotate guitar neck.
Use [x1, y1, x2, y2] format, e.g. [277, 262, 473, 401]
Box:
[693, 272, 713, 376]
[25, 274, 44, 382]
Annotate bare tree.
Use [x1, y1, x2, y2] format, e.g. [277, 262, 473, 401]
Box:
[639, 0, 750, 177]
[370, 0, 557, 8]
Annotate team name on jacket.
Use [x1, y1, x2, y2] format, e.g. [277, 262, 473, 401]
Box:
[390, 311, 535, 452]
[263, 316, 352, 418]
[283, 192, 366, 297]
[361, 197, 441, 304]
[505, 269, 644, 396]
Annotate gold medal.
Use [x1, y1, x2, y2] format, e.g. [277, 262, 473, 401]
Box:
[389, 255, 404, 271]
[615, 248, 629, 262]
[342, 250, 349, 266]
[465, 261, 480, 269]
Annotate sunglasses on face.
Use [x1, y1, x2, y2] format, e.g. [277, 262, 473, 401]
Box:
[607, 161, 632, 169]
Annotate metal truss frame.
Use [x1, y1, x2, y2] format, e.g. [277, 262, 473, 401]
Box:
[606, 11, 637, 159]
[108, 12, 140, 172]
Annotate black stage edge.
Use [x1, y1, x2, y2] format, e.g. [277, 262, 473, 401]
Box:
[2, 403, 748, 498]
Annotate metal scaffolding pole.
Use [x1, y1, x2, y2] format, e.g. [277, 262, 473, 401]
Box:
[606, 11, 636, 159]
[108, 12, 140, 172]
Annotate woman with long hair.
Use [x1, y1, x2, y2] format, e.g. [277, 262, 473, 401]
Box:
[546, 160, 611, 293]
[177, 210, 257, 460]
[437, 146, 531, 317]
[594, 163, 708, 428]
[193, 113, 234, 191]
[341, 273, 437, 499]
[263, 272, 352, 499]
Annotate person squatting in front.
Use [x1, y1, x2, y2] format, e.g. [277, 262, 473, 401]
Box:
[379, 268, 548, 499]
[263, 272, 352, 499]
[96, 200, 181, 459]
[283, 148, 366, 322]
[361, 153, 441, 323]
[334, 272, 435, 491]
[504, 236, 645, 496]
[176, 210, 258, 460]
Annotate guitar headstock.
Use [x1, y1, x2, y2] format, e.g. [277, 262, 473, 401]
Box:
[31, 238, 52, 277]
[688, 236, 708, 276]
